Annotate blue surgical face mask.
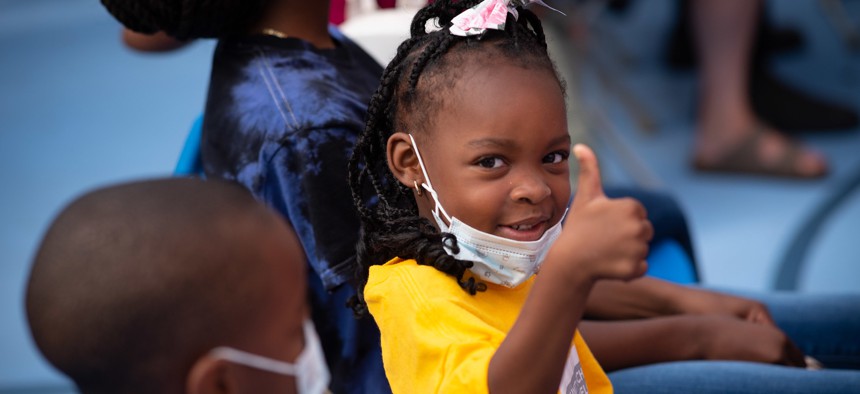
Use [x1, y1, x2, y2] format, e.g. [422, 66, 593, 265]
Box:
[209, 319, 330, 394]
[409, 134, 566, 288]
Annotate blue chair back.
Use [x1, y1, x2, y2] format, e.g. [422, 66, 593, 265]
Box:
[174, 115, 204, 176]
[646, 240, 698, 284]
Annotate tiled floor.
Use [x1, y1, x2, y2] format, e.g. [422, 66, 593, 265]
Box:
[1, 0, 858, 392]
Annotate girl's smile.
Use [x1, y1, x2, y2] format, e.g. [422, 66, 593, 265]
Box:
[497, 216, 551, 242]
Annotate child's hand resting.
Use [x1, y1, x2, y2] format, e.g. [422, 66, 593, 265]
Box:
[693, 314, 807, 367]
[547, 144, 652, 283]
[675, 287, 777, 325]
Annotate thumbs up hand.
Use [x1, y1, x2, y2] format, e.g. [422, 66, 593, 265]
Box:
[546, 144, 652, 283]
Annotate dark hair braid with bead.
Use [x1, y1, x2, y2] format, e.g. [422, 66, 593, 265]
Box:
[348, 0, 564, 316]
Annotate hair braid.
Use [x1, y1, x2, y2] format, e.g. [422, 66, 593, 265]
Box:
[520, 8, 547, 48]
[406, 34, 457, 95]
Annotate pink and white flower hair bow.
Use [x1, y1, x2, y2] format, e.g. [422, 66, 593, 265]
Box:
[449, 0, 563, 37]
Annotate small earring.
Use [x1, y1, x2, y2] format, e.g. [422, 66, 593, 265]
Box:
[413, 180, 423, 196]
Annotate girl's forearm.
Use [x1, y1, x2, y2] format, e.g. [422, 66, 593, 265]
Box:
[488, 265, 594, 394]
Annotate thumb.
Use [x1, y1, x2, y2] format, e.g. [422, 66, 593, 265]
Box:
[572, 144, 605, 203]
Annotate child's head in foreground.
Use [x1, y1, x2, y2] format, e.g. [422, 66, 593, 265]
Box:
[349, 0, 569, 311]
[26, 178, 328, 394]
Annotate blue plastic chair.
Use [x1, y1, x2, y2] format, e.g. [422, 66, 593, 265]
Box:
[174, 115, 204, 176]
[646, 240, 698, 284]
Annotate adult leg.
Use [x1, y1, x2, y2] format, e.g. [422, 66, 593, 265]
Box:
[747, 291, 860, 370]
[691, 0, 827, 178]
[610, 360, 860, 394]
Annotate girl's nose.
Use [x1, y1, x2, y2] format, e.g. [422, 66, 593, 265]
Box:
[510, 174, 551, 204]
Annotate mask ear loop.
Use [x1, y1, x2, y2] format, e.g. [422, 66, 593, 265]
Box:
[208, 347, 298, 376]
[207, 319, 321, 376]
[408, 134, 452, 225]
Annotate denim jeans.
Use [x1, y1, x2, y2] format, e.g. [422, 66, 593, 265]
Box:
[609, 292, 860, 393]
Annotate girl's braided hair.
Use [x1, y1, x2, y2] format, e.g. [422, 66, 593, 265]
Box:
[348, 0, 564, 316]
[100, 0, 269, 40]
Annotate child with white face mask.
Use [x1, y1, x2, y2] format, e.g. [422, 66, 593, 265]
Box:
[26, 178, 330, 394]
[347, 0, 653, 392]
[408, 133, 568, 288]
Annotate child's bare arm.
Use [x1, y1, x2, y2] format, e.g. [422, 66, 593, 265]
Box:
[580, 317, 702, 370]
[581, 315, 807, 371]
[584, 276, 694, 319]
[488, 145, 651, 393]
[581, 279, 808, 371]
[122, 29, 189, 52]
[585, 276, 777, 321]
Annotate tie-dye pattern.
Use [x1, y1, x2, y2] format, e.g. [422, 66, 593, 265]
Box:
[201, 27, 382, 290]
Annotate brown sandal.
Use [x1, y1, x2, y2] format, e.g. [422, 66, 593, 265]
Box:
[692, 126, 828, 179]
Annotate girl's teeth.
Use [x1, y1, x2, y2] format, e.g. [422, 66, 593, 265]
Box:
[513, 224, 534, 231]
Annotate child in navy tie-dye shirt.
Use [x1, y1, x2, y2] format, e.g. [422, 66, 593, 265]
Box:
[100, 1, 388, 393]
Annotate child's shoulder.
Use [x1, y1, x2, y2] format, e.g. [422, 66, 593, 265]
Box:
[368, 257, 444, 282]
[366, 257, 468, 299]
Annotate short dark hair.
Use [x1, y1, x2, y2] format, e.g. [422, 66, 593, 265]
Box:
[26, 178, 286, 394]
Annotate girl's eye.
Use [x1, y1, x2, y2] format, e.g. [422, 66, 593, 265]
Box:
[543, 151, 569, 164]
[477, 157, 505, 169]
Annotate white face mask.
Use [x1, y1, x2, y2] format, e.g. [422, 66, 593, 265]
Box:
[409, 134, 566, 288]
[208, 319, 331, 394]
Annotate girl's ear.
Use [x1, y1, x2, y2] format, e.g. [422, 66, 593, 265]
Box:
[387, 132, 423, 189]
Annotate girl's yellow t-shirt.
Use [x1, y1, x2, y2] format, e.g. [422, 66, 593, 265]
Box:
[365, 257, 612, 394]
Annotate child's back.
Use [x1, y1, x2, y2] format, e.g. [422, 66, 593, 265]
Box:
[197, 10, 387, 393]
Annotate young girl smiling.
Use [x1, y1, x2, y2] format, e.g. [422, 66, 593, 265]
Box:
[348, 0, 652, 392]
